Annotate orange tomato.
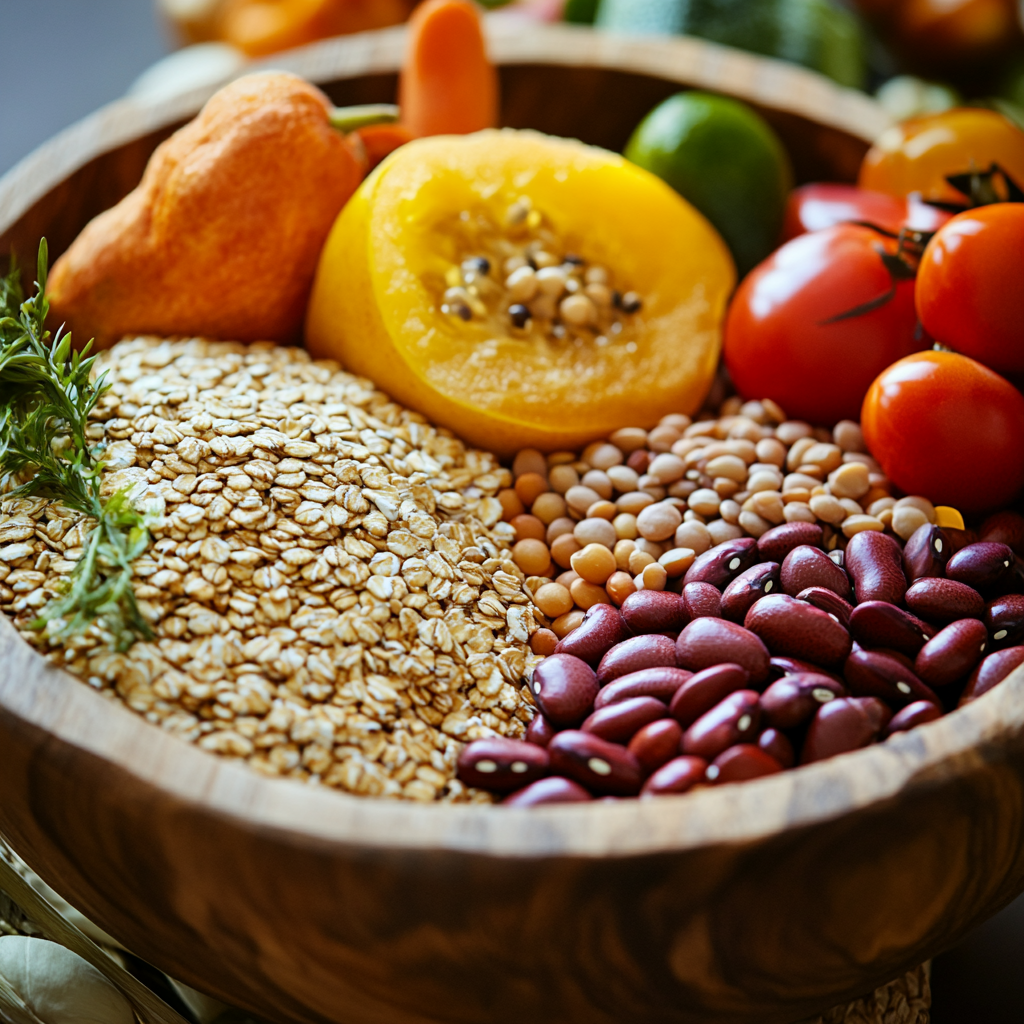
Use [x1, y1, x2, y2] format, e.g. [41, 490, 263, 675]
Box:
[916, 204, 1024, 376]
[861, 351, 1024, 513]
[859, 108, 1024, 204]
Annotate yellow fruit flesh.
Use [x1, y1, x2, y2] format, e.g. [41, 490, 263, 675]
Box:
[305, 129, 735, 454]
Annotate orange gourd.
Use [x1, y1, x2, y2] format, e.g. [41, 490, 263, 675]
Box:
[47, 73, 365, 348]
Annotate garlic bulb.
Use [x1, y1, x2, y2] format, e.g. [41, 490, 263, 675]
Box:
[0, 937, 134, 1024]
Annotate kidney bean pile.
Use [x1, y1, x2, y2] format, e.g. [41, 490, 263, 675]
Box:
[458, 510, 1024, 805]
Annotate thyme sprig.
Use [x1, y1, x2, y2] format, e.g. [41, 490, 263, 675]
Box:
[0, 240, 152, 651]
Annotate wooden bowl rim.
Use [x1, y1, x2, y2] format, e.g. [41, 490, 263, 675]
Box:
[3, 24, 1005, 861]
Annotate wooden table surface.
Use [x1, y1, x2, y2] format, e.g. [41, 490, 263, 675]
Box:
[2, 1, 1022, 1020]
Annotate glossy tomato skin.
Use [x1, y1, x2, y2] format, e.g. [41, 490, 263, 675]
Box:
[782, 183, 950, 241]
[859, 108, 1024, 204]
[861, 351, 1024, 513]
[916, 204, 1024, 376]
[724, 224, 926, 425]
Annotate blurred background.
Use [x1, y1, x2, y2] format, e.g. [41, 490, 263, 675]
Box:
[1, 0, 1024, 1019]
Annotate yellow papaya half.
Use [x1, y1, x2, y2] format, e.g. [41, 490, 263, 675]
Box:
[305, 129, 735, 454]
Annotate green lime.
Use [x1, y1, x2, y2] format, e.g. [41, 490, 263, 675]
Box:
[624, 92, 793, 276]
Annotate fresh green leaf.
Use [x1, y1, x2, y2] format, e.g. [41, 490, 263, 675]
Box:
[0, 240, 152, 651]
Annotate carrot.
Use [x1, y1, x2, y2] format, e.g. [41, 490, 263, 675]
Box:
[352, 122, 416, 171]
[398, 0, 499, 137]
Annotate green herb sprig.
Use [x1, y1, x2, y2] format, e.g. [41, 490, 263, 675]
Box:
[0, 240, 152, 651]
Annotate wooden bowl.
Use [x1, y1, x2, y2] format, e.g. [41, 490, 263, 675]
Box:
[2, 24, 1022, 1024]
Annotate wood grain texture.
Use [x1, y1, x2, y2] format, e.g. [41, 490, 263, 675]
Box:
[0, 24, 1014, 1024]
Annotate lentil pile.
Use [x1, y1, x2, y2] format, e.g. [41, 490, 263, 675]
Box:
[498, 395, 946, 652]
[0, 337, 543, 802]
[439, 196, 642, 343]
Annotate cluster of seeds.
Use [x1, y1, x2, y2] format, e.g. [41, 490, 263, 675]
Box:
[0, 337, 544, 803]
[494, 395, 964, 656]
[439, 196, 642, 344]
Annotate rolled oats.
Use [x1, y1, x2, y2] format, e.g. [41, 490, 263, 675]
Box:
[0, 337, 543, 803]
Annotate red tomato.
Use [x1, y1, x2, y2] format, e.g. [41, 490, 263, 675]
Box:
[723, 224, 927, 425]
[916, 204, 1024, 376]
[861, 351, 1024, 513]
[782, 183, 950, 241]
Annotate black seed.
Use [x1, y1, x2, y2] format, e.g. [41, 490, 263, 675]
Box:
[463, 256, 490, 276]
[527, 254, 538, 270]
[563, 253, 584, 266]
[509, 304, 531, 329]
[456, 304, 472, 321]
[621, 291, 642, 314]
[612, 290, 623, 309]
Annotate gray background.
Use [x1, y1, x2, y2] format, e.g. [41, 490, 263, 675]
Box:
[1, 0, 1022, 1019]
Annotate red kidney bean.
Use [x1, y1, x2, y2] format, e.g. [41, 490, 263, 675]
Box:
[628, 718, 683, 774]
[904, 577, 986, 625]
[851, 641, 917, 671]
[760, 673, 848, 730]
[758, 727, 795, 768]
[914, 618, 988, 690]
[986, 594, 1024, 648]
[594, 667, 692, 709]
[884, 700, 942, 737]
[553, 603, 630, 667]
[844, 648, 938, 708]
[979, 510, 1024, 557]
[457, 738, 550, 792]
[769, 655, 845, 685]
[944, 528, 979, 554]
[683, 537, 759, 589]
[848, 601, 935, 658]
[945, 542, 1014, 594]
[676, 618, 770, 683]
[845, 530, 907, 606]
[720, 562, 781, 623]
[596, 634, 677, 686]
[961, 646, 1024, 703]
[581, 696, 668, 743]
[902, 524, 950, 582]
[547, 731, 643, 796]
[640, 755, 708, 795]
[620, 590, 688, 636]
[525, 713, 558, 748]
[503, 776, 592, 806]
[756, 521, 824, 563]
[707, 744, 784, 784]
[683, 582, 722, 619]
[796, 587, 853, 628]
[744, 594, 852, 667]
[530, 654, 599, 727]
[681, 689, 761, 760]
[802, 697, 892, 763]
[780, 545, 852, 601]
[669, 663, 751, 728]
